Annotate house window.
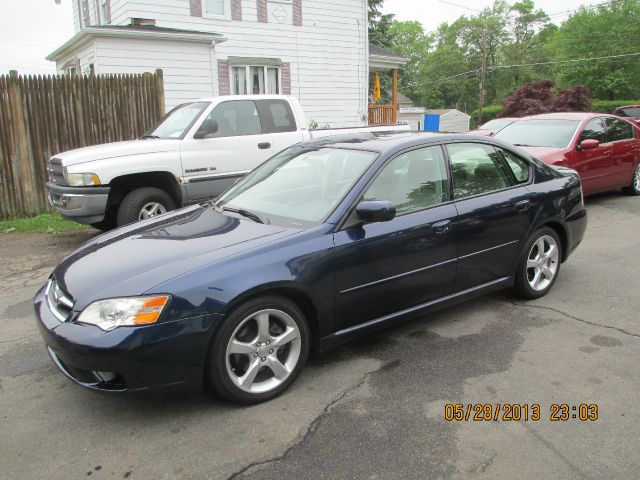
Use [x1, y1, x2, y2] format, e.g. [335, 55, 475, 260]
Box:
[231, 65, 280, 95]
[205, 0, 227, 17]
[78, 0, 90, 27]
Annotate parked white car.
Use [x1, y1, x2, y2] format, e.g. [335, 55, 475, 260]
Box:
[46, 95, 407, 229]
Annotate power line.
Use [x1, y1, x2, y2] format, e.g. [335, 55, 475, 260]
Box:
[422, 51, 640, 85]
[435, 0, 483, 13]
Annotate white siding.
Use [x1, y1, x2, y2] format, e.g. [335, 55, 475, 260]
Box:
[440, 111, 471, 133]
[107, 0, 369, 127]
[94, 37, 215, 108]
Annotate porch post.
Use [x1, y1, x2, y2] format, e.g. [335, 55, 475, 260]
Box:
[392, 68, 398, 124]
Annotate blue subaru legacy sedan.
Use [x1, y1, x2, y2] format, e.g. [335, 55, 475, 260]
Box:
[34, 133, 587, 404]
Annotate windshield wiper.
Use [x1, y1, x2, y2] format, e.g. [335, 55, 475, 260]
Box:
[140, 134, 160, 139]
[219, 206, 267, 224]
[512, 143, 535, 147]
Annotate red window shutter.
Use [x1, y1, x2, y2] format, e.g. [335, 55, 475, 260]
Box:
[190, 0, 203, 17]
[281, 63, 291, 95]
[231, 0, 242, 20]
[292, 0, 302, 26]
[257, 0, 268, 23]
[218, 60, 231, 95]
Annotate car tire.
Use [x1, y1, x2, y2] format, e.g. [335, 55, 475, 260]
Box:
[622, 162, 640, 196]
[206, 296, 310, 405]
[513, 227, 562, 300]
[116, 187, 175, 226]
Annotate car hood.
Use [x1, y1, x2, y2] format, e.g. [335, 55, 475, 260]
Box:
[53, 205, 300, 309]
[514, 146, 566, 163]
[53, 139, 180, 166]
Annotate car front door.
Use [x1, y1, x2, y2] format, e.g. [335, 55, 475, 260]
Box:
[333, 145, 458, 330]
[447, 142, 535, 291]
[180, 100, 274, 202]
[568, 118, 613, 194]
[603, 117, 639, 187]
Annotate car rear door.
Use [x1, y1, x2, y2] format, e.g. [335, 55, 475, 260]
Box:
[447, 142, 534, 291]
[603, 117, 638, 186]
[332, 145, 458, 330]
[180, 100, 274, 202]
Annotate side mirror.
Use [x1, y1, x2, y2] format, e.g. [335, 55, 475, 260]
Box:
[578, 139, 600, 150]
[194, 119, 219, 139]
[355, 200, 396, 223]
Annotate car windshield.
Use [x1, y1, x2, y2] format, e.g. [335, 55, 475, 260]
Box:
[617, 107, 640, 119]
[144, 101, 210, 139]
[216, 146, 378, 227]
[480, 118, 513, 130]
[494, 119, 581, 148]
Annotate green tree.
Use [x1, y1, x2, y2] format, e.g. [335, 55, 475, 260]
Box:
[369, 0, 394, 48]
[387, 20, 433, 101]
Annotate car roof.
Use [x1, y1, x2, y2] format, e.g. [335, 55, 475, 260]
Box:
[616, 105, 640, 109]
[298, 131, 488, 152]
[517, 112, 598, 121]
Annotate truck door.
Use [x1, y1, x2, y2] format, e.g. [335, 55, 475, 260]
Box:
[180, 100, 274, 202]
[255, 99, 305, 153]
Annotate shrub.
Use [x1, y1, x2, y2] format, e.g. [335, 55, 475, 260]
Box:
[470, 105, 503, 127]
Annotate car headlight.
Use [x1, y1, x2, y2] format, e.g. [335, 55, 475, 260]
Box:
[77, 295, 170, 331]
[65, 172, 101, 186]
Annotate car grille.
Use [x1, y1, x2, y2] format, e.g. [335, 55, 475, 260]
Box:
[46, 278, 74, 322]
[47, 158, 65, 185]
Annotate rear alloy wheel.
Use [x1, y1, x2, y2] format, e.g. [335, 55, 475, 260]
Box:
[622, 162, 640, 196]
[207, 296, 310, 404]
[513, 227, 562, 299]
[116, 187, 175, 226]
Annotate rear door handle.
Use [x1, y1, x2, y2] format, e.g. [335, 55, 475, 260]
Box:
[258, 142, 271, 150]
[514, 200, 530, 212]
[432, 219, 451, 234]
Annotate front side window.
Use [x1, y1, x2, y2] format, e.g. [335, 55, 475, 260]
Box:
[231, 65, 280, 95]
[579, 118, 607, 144]
[364, 146, 449, 215]
[217, 147, 378, 226]
[206, 0, 226, 16]
[145, 101, 210, 139]
[447, 143, 512, 199]
[605, 118, 635, 142]
[196, 100, 262, 138]
[495, 120, 580, 148]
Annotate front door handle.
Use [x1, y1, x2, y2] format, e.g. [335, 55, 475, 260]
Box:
[514, 199, 531, 212]
[432, 219, 451, 234]
[258, 142, 271, 150]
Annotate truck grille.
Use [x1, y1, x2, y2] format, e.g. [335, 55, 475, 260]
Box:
[47, 158, 65, 185]
[46, 278, 74, 322]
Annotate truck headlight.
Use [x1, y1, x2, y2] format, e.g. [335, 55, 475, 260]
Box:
[65, 172, 101, 186]
[77, 295, 170, 331]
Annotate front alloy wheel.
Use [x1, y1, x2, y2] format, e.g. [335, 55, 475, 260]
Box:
[622, 162, 640, 195]
[208, 296, 310, 404]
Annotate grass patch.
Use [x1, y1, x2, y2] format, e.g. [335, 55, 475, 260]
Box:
[0, 213, 90, 234]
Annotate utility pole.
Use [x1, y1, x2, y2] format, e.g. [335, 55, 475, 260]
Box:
[478, 23, 489, 125]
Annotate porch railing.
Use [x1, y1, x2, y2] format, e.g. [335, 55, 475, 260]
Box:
[368, 104, 396, 125]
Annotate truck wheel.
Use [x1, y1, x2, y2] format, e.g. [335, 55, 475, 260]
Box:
[116, 187, 176, 226]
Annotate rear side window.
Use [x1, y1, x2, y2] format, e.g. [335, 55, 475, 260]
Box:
[498, 149, 530, 184]
[256, 99, 297, 133]
[446, 143, 513, 199]
[579, 118, 607, 144]
[605, 118, 635, 142]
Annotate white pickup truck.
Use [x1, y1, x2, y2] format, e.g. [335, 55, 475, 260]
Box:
[46, 95, 408, 229]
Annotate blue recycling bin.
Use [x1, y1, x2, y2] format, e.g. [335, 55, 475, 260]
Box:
[423, 114, 440, 132]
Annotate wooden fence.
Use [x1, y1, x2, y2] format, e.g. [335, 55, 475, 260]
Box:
[368, 104, 395, 126]
[0, 69, 165, 219]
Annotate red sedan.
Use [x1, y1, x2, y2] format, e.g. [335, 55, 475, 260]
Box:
[494, 112, 640, 196]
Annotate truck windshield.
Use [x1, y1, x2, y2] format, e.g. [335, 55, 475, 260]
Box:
[494, 120, 581, 148]
[144, 101, 210, 139]
[216, 146, 378, 228]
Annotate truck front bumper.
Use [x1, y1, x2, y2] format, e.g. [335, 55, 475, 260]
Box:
[46, 183, 110, 224]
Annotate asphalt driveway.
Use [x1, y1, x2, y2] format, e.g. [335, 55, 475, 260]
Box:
[1, 192, 639, 479]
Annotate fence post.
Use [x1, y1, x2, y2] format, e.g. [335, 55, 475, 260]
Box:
[155, 69, 165, 117]
[8, 70, 36, 216]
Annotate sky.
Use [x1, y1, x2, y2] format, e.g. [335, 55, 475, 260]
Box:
[0, 0, 606, 75]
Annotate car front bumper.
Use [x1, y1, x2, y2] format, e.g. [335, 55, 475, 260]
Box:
[34, 283, 221, 393]
[46, 183, 110, 224]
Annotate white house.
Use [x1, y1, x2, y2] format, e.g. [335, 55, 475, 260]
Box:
[47, 0, 400, 127]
